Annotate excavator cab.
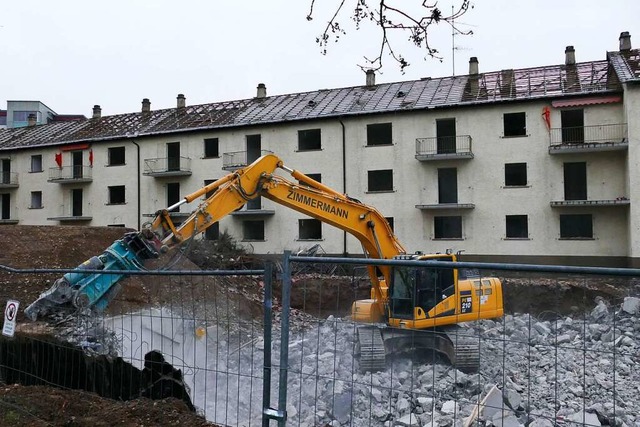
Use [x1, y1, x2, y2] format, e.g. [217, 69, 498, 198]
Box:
[389, 255, 455, 321]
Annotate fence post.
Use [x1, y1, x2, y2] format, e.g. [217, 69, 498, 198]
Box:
[277, 251, 292, 427]
[262, 262, 274, 426]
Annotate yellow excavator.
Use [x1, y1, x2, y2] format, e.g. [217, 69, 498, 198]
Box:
[26, 153, 503, 372]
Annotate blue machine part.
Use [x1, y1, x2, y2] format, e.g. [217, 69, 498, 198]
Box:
[24, 232, 161, 321]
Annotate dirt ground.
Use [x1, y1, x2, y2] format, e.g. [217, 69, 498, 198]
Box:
[0, 226, 226, 426]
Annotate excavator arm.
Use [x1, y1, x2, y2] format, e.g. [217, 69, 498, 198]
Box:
[25, 154, 405, 321]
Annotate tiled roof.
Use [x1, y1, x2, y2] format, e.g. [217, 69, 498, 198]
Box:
[0, 51, 635, 152]
[608, 50, 640, 82]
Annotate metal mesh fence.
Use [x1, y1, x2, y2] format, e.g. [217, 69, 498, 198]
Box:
[1, 257, 639, 426]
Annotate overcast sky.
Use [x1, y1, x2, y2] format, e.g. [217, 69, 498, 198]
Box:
[2, 1, 638, 116]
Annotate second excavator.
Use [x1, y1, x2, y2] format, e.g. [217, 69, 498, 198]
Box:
[26, 153, 503, 372]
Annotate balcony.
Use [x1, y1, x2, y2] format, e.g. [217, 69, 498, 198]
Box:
[230, 207, 276, 217]
[0, 218, 19, 224]
[0, 172, 19, 188]
[550, 198, 630, 208]
[48, 166, 93, 184]
[222, 150, 273, 171]
[143, 157, 192, 177]
[415, 136, 473, 161]
[415, 203, 475, 210]
[47, 206, 92, 222]
[549, 124, 628, 154]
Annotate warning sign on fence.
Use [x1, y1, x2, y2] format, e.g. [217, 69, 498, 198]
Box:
[2, 300, 19, 337]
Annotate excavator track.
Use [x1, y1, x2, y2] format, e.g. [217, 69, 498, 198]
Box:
[356, 325, 480, 373]
[356, 326, 386, 372]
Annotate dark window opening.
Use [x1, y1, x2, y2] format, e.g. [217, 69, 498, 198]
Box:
[243, 220, 265, 240]
[561, 109, 584, 143]
[438, 168, 458, 203]
[560, 214, 593, 238]
[1, 193, 10, 219]
[506, 215, 528, 238]
[71, 189, 83, 217]
[436, 118, 456, 154]
[204, 138, 219, 158]
[385, 217, 394, 232]
[108, 185, 126, 204]
[72, 151, 83, 178]
[434, 216, 462, 239]
[367, 123, 392, 146]
[505, 163, 527, 186]
[108, 146, 125, 166]
[246, 135, 262, 209]
[298, 129, 321, 151]
[503, 112, 527, 137]
[30, 155, 43, 172]
[167, 142, 181, 171]
[298, 219, 322, 240]
[203, 179, 218, 199]
[167, 182, 180, 211]
[0, 159, 10, 184]
[30, 191, 43, 209]
[564, 162, 587, 200]
[368, 169, 393, 192]
[299, 173, 322, 187]
[205, 222, 220, 240]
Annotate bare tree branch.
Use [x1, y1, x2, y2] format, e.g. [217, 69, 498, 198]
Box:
[307, 0, 473, 73]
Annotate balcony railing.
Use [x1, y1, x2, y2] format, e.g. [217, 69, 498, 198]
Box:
[550, 198, 630, 207]
[48, 166, 93, 183]
[222, 150, 273, 170]
[143, 157, 192, 177]
[0, 171, 19, 188]
[415, 135, 473, 161]
[47, 205, 92, 221]
[549, 124, 628, 153]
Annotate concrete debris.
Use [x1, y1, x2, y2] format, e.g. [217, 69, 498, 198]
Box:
[97, 293, 640, 426]
[621, 296, 640, 315]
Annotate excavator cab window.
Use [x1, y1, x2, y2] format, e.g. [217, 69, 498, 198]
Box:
[390, 267, 415, 319]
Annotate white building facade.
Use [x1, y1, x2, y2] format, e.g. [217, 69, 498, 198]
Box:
[1, 33, 639, 266]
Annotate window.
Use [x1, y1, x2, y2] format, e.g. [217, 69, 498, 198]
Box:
[434, 216, 462, 239]
[366, 123, 392, 146]
[205, 222, 220, 240]
[505, 163, 527, 186]
[297, 129, 321, 151]
[564, 162, 587, 200]
[298, 219, 322, 240]
[506, 215, 528, 238]
[385, 217, 394, 232]
[108, 185, 126, 204]
[561, 109, 584, 143]
[367, 170, 393, 192]
[108, 147, 125, 166]
[1, 193, 10, 219]
[438, 168, 458, 203]
[167, 182, 180, 211]
[12, 111, 39, 124]
[243, 220, 265, 240]
[503, 112, 526, 137]
[30, 155, 43, 172]
[560, 214, 593, 238]
[30, 191, 43, 209]
[204, 138, 219, 158]
[436, 118, 457, 154]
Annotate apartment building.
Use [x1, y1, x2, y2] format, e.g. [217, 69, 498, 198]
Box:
[0, 32, 638, 266]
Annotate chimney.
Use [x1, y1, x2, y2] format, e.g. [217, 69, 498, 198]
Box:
[365, 69, 376, 87]
[565, 46, 576, 65]
[469, 57, 479, 75]
[619, 31, 632, 51]
[141, 98, 151, 113]
[27, 113, 37, 127]
[177, 94, 186, 109]
[92, 105, 102, 119]
[256, 83, 267, 99]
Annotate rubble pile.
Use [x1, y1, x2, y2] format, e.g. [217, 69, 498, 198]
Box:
[270, 296, 640, 426]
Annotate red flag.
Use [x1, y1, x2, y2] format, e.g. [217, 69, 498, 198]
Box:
[542, 106, 551, 131]
[55, 152, 62, 169]
[89, 149, 93, 166]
